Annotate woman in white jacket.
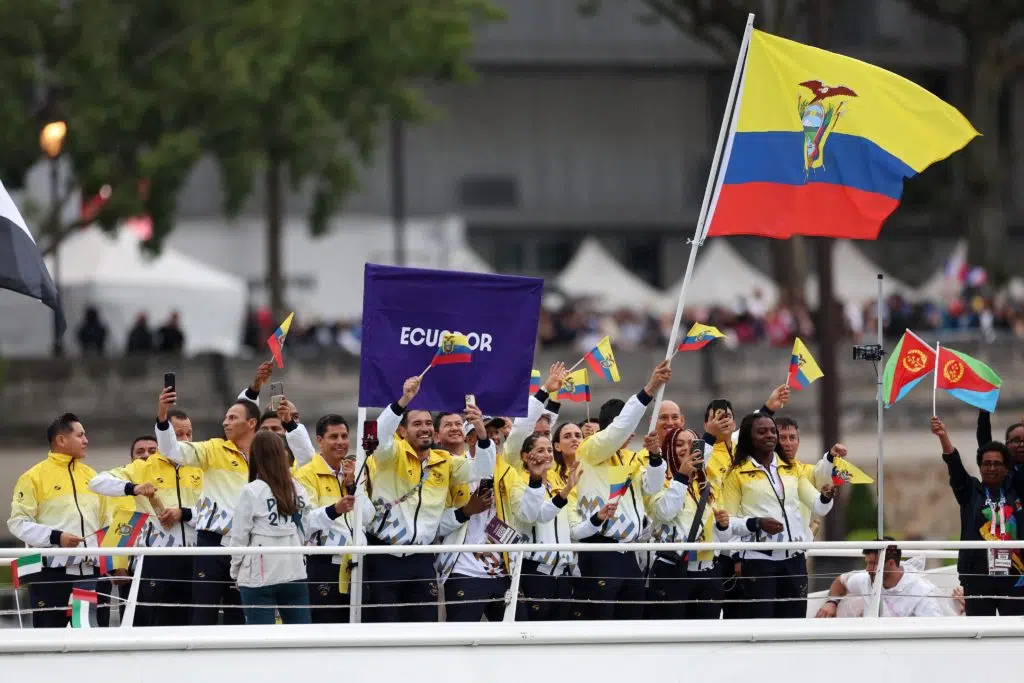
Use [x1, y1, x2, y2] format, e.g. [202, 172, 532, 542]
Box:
[228, 432, 343, 625]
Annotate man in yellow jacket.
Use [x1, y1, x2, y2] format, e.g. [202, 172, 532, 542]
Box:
[365, 376, 495, 622]
[89, 435, 204, 626]
[7, 414, 108, 628]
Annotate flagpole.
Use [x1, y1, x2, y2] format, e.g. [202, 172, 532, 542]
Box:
[14, 587, 23, 629]
[647, 13, 755, 434]
[119, 555, 144, 627]
[350, 406, 367, 624]
[876, 274, 884, 539]
[932, 341, 941, 417]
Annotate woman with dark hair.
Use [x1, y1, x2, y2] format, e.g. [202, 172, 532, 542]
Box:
[228, 431, 344, 624]
[510, 433, 583, 620]
[932, 417, 1024, 615]
[721, 413, 835, 618]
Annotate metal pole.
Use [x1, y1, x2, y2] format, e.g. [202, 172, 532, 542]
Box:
[50, 156, 63, 356]
[876, 273, 884, 538]
[390, 119, 406, 267]
[350, 406, 367, 623]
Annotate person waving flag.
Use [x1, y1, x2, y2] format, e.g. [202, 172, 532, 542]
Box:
[787, 337, 823, 390]
[267, 312, 295, 368]
[676, 323, 726, 352]
[431, 332, 473, 366]
[557, 369, 591, 403]
[934, 345, 1002, 413]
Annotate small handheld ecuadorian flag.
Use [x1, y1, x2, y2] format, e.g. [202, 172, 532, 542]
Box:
[557, 369, 591, 403]
[102, 510, 149, 549]
[608, 479, 629, 501]
[830, 459, 873, 487]
[677, 323, 726, 352]
[431, 332, 473, 367]
[93, 528, 115, 576]
[787, 337, 823, 390]
[267, 312, 295, 368]
[529, 369, 541, 394]
[583, 336, 620, 383]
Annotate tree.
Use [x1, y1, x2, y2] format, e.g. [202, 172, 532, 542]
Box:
[193, 0, 499, 321]
[578, 0, 810, 304]
[0, 1, 210, 255]
[903, 0, 1024, 285]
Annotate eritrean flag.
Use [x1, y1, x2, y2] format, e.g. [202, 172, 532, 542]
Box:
[935, 346, 1002, 413]
[677, 323, 725, 352]
[583, 336, 620, 383]
[431, 332, 473, 366]
[0, 179, 64, 334]
[881, 330, 936, 407]
[267, 312, 295, 368]
[557, 370, 591, 403]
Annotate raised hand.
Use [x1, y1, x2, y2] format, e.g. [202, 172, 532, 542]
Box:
[829, 443, 847, 461]
[251, 361, 274, 393]
[526, 453, 552, 480]
[563, 460, 583, 492]
[643, 432, 661, 456]
[766, 384, 791, 412]
[544, 362, 567, 393]
[399, 377, 421, 407]
[645, 360, 672, 395]
[157, 387, 176, 423]
[596, 500, 619, 522]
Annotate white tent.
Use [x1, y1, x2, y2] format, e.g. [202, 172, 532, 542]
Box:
[915, 240, 966, 301]
[661, 240, 780, 310]
[0, 228, 246, 357]
[805, 240, 913, 306]
[555, 238, 666, 312]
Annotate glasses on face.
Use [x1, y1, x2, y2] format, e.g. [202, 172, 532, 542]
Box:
[1008, 438, 1024, 446]
[980, 461, 1007, 470]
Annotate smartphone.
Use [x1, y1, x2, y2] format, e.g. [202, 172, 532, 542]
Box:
[477, 478, 494, 495]
[269, 382, 284, 410]
[164, 372, 175, 391]
[709, 399, 730, 416]
[691, 439, 706, 469]
[363, 420, 378, 440]
[465, 394, 476, 408]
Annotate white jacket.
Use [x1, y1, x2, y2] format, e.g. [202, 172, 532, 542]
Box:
[227, 479, 334, 588]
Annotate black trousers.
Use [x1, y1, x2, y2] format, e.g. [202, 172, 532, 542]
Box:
[516, 560, 579, 621]
[307, 556, 351, 624]
[135, 555, 194, 627]
[647, 556, 723, 620]
[719, 555, 747, 619]
[961, 574, 1024, 616]
[24, 568, 110, 628]
[363, 540, 437, 623]
[192, 531, 244, 625]
[739, 555, 808, 619]
[577, 543, 646, 620]
[443, 574, 509, 622]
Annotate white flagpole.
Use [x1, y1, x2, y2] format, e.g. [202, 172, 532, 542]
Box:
[350, 406, 367, 624]
[647, 13, 756, 434]
[14, 586, 23, 629]
[119, 555, 144, 627]
[932, 342, 941, 416]
[875, 275, 884, 539]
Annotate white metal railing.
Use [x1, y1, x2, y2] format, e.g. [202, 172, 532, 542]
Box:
[0, 539, 1004, 628]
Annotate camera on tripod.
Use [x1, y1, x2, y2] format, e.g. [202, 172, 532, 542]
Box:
[852, 344, 884, 362]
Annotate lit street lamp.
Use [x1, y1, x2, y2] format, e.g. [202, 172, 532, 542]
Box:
[40, 119, 66, 355]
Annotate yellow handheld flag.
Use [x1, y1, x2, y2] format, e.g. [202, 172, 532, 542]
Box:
[831, 458, 874, 485]
[787, 337, 823, 390]
[676, 323, 726, 352]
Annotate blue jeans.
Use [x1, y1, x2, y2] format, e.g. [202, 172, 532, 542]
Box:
[239, 581, 311, 625]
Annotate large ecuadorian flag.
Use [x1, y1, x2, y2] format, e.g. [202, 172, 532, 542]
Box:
[706, 30, 978, 240]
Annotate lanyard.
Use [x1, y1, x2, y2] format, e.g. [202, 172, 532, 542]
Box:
[984, 488, 1006, 538]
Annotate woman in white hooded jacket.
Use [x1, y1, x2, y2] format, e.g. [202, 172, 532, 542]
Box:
[228, 432, 348, 625]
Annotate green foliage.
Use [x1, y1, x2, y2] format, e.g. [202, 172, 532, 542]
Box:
[195, 0, 501, 236]
[845, 483, 879, 534]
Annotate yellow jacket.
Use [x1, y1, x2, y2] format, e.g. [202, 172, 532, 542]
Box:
[155, 424, 249, 535]
[89, 453, 204, 547]
[295, 454, 374, 593]
[367, 403, 495, 547]
[721, 454, 833, 560]
[573, 392, 665, 542]
[509, 466, 582, 575]
[8, 452, 106, 569]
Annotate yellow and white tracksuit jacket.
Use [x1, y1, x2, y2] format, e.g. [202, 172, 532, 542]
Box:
[510, 467, 582, 576]
[722, 454, 833, 561]
[571, 391, 667, 542]
[436, 455, 519, 581]
[89, 453, 204, 548]
[294, 453, 374, 593]
[502, 389, 561, 472]
[795, 454, 834, 537]
[646, 476, 747, 571]
[8, 452, 107, 572]
[366, 401, 495, 550]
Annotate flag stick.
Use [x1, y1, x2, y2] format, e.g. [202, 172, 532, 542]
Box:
[13, 585, 23, 629]
[875, 274, 885, 539]
[932, 341, 941, 417]
[418, 363, 433, 380]
[647, 13, 755, 435]
[567, 356, 585, 373]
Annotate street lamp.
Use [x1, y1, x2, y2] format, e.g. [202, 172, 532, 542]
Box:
[40, 119, 66, 355]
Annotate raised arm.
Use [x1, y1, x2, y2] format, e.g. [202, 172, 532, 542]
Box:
[578, 361, 671, 466]
[933, 416, 971, 505]
[375, 376, 421, 467]
[504, 363, 566, 466]
[451, 405, 496, 485]
[283, 415, 316, 468]
[643, 432, 685, 521]
[237, 360, 274, 408]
